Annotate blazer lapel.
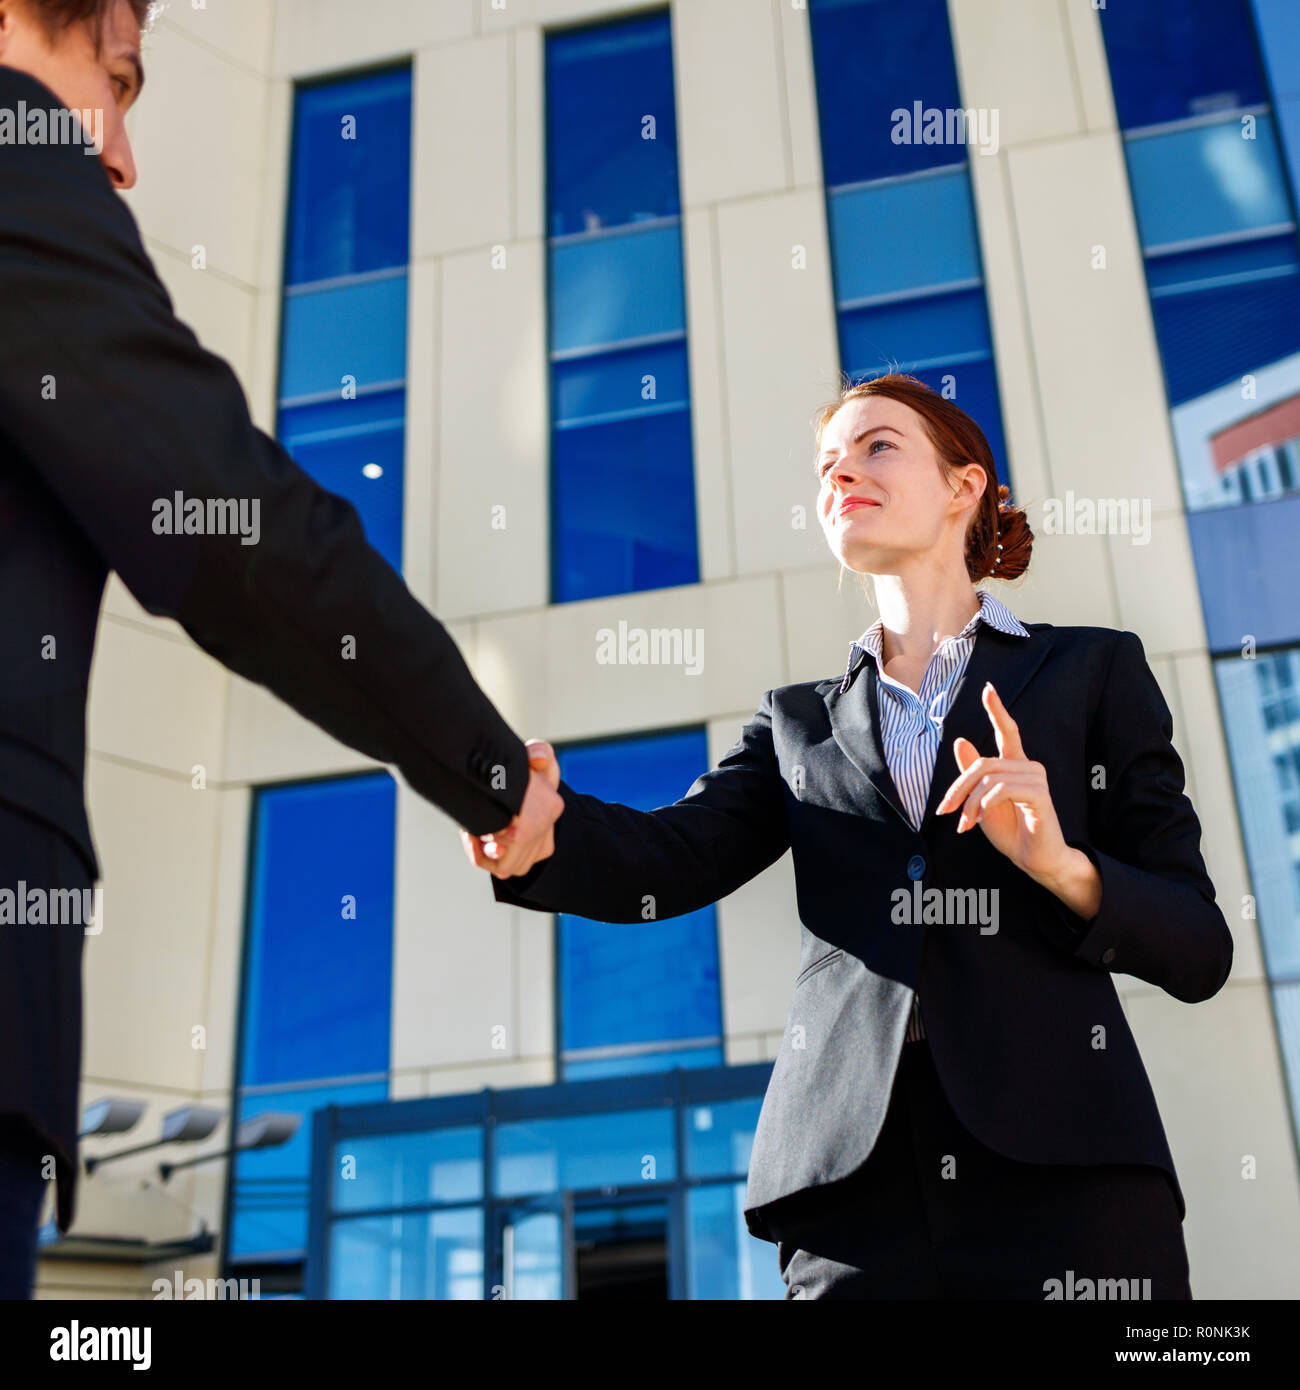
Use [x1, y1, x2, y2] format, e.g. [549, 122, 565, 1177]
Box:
[823, 646, 909, 828]
[824, 623, 1055, 832]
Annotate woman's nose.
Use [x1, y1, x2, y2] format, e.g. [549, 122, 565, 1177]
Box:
[829, 460, 861, 490]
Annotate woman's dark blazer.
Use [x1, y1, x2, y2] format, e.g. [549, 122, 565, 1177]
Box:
[492, 620, 1233, 1244]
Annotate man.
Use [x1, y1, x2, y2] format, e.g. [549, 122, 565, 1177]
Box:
[0, 0, 560, 1296]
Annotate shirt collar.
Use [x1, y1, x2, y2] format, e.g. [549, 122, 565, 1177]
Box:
[840, 589, 1030, 693]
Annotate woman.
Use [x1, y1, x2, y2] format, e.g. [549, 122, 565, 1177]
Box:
[464, 373, 1233, 1300]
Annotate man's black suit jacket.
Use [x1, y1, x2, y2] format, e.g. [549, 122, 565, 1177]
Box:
[493, 620, 1234, 1243]
[0, 66, 529, 1232]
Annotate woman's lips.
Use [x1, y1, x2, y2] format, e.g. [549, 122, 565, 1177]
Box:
[838, 497, 881, 518]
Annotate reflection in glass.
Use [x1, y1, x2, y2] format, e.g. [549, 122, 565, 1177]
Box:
[686, 1183, 786, 1300]
[278, 390, 406, 570]
[287, 68, 413, 286]
[329, 1208, 483, 1299]
[503, 1209, 563, 1300]
[550, 226, 684, 353]
[231, 1078, 387, 1258]
[1216, 650, 1300, 981]
[1126, 114, 1289, 251]
[331, 1127, 483, 1212]
[279, 274, 409, 401]
[684, 1098, 763, 1178]
[493, 1109, 676, 1198]
[554, 731, 721, 1077]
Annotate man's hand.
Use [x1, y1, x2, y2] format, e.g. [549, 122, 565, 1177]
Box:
[461, 740, 562, 878]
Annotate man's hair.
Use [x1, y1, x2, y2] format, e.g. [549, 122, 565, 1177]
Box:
[25, 0, 154, 45]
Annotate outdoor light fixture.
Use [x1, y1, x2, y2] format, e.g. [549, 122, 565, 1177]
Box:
[158, 1111, 301, 1183]
[83, 1104, 225, 1176]
[79, 1097, 146, 1139]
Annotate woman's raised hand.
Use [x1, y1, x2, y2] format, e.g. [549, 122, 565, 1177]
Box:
[935, 682, 1071, 884]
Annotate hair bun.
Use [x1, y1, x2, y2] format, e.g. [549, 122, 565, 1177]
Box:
[985, 484, 1031, 580]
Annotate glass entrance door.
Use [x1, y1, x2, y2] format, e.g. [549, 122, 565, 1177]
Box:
[495, 1193, 573, 1300]
[571, 1194, 670, 1299]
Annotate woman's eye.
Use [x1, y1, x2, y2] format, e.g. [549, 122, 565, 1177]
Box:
[819, 440, 892, 475]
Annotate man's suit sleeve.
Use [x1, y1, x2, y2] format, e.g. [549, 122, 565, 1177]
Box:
[490, 690, 791, 921]
[1041, 629, 1233, 1003]
[0, 72, 528, 835]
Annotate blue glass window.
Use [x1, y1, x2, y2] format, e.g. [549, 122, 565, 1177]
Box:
[279, 273, 409, 400]
[1126, 114, 1290, 250]
[1214, 652, 1300, 1172]
[231, 773, 397, 1259]
[551, 407, 698, 601]
[809, 0, 1010, 481]
[1253, 0, 1300, 227]
[1098, 0, 1266, 130]
[1273, 981, 1300, 1183]
[553, 339, 690, 428]
[331, 1127, 483, 1212]
[1216, 650, 1300, 978]
[231, 1077, 386, 1259]
[545, 12, 681, 237]
[329, 1208, 484, 1300]
[494, 1109, 678, 1196]
[549, 226, 685, 352]
[683, 1097, 765, 1178]
[546, 12, 699, 603]
[686, 1184, 787, 1300]
[839, 283, 988, 368]
[310, 1065, 781, 1299]
[286, 68, 413, 286]
[277, 390, 407, 569]
[1100, 3, 1300, 1171]
[278, 68, 411, 572]
[1150, 240, 1300, 406]
[809, 0, 964, 187]
[828, 168, 980, 305]
[555, 730, 723, 1081]
[1099, 4, 1300, 406]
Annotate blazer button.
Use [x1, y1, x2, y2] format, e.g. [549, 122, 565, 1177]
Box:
[906, 854, 926, 881]
[1101, 948, 1116, 964]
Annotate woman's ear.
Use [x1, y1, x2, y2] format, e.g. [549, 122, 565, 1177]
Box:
[950, 466, 987, 523]
[962, 462, 989, 501]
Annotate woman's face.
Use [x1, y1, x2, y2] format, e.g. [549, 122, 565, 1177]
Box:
[816, 394, 981, 576]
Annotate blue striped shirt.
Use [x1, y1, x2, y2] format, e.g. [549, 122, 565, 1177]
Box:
[843, 589, 1031, 1043]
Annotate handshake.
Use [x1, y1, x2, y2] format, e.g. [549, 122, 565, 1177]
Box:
[460, 740, 563, 879]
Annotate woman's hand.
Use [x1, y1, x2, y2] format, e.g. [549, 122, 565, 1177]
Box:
[935, 682, 1098, 915]
[460, 740, 562, 879]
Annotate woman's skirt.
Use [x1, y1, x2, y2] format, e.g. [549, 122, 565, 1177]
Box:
[765, 1037, 1192, 1300]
